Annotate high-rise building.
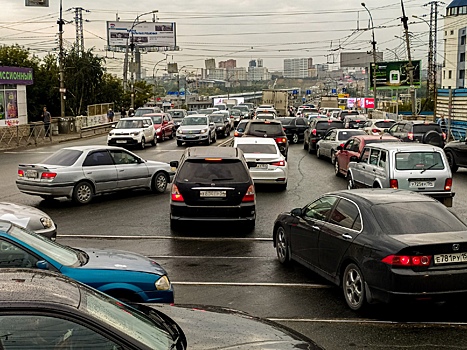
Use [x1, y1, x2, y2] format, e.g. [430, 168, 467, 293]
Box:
[257, 58, 263, 68]
[227, 67, 247, 81]
[219, 59, 237, 69]
[207, 68, 227, 80]
[247, 66, 271, 81]
[283, 58, 313, 78]
[249, 59, 257, 68]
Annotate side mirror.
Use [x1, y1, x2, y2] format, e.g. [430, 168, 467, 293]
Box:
[36, 260, 49, 270]
[209, 122, 215, 127]
[247, 161, 257, 168]
[138, 157, 145, 163]
[291, 208, 303, 217]
[350, 156, 359, 162]
[337, 145, 343, 150]
[383, 128, 389, 133]
[111, 124, 116, 128]
[170, 161, 179, 168]
[143, 124, 150, 128]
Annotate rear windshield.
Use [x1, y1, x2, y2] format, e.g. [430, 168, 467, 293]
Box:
[134, 109, 153, 117]
[337, 130, 365, 140]
[365, 139, 400, 145]
[395, 152, 445, 170]
[247, 123, 282, 136]
[210, 115, 225, 123]
[375, 121, 395, 128]
[236, 144, 277, 154]
[372, 202, 466, 235]
[150, 116, 162, 124]
[171, 111, 185, 118]
[178, 160, 250, 183]
[317, 121, 343, 130]
[342, 111, 359, 116]
[413, 124, 441, 133]
[277, 118, 294, 126]
[42, 149, 82, 166]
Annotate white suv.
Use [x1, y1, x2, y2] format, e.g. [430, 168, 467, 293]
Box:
[107, 117, 156, 149]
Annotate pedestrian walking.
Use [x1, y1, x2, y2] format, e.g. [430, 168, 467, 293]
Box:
[41, 106, 51, 137]
[107, 108, 115, 122]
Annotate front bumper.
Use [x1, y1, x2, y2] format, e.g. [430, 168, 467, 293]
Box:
[176, 133, 209, 142]
[16, 180, 74, 198]
[138, 288, 174, 304]
[108, 136, 141, 146]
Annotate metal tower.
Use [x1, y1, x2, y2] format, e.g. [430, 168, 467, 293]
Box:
[72, 7, 87, 55]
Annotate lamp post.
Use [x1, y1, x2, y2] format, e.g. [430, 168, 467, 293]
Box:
[58, 0, 66, 118]
[152, 55, 167, 101]
[361, 2, 378, 111]
[177, 65, 193, 108]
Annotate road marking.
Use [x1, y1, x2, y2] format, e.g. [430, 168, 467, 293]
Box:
[149, 255, 271, 259]
[267, 318, 467, 326]
[171, 281, 331, 288]
[58, 235, 272, 241]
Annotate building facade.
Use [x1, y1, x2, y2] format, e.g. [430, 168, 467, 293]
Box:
[283, 58, 313, 78]
[219, 59, 236, 69]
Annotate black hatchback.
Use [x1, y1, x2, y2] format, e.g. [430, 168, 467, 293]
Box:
[243, 119, 289, 158]
[277, 117, 309, 144]
[304, 118, 344, 153]
[170, 147, 256, 230]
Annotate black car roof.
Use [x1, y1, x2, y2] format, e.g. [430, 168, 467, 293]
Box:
[331, 188, 437, 205]
[184, 146, 243, 159]
[398, 120, 438, 125]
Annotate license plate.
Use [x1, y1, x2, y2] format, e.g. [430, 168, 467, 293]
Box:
[434, 252, 467, 264]
[200, 190, 226, 198]
[116, 140, 127, 144]
[409, 181, 434, 188]
[256, 164, 268, 169]
[185, 135, 196, 138]
[25, 170, 37, 178]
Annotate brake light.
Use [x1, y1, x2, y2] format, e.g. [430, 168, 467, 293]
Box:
[271, 160, 286, 166]
[356, 120, 360, 123]
[18, 169, 24, 177]
[442, 132, 447, 140]
[171, 184, 184, 202]
[234, 131, 240, 137]
[204, 158, 222, 162]
[41, 172, 57, 179]
[242, 184, 255, 202]
[339, 143, 344, 148]
[371, 128, 380, 134]
[283, 128, 286, 131]
[407, 132, 414, 140]
[445, 178, 452, 191]
[389, 179, 398, 189]
[382, 254, 432, 266]
[312, 129, 317, 136]
[275, 137, 287, 144]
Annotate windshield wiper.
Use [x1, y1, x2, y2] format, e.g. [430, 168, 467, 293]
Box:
[254, 129, 267, 133]
[421, 162, 439, 174]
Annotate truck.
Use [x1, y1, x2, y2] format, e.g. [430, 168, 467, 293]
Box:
[320, 96, 339, 109]
[262, 89, 289, 117]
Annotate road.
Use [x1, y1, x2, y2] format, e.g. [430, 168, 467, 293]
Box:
[2, 135, 467, 349]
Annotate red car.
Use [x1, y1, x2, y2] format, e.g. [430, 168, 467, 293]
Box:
[146, 113, 175, 141]
[334, 135, 400, 177]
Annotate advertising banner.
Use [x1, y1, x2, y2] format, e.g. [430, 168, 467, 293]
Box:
[107, 21, 176, 48]
[369, 60, 421, 90]
[6, 91, 18, 120]
[0, 92, 4, 120]
[0, 66, 34, 85]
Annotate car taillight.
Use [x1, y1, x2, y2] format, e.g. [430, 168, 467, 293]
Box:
[234, 131, 240, 137]
[371, 128, 380, 134]
[242, 185, 255, 202]
[442, 132, 447, 140]
[382, 254, 432, 267]
[407, 132, 414, 140]
[339, 143, 344, 148]
[18, 169, 24, 177]
[312, 129, 317, 136]
[389, 179, 398, 189]
[275, 137, 287, 144]
[445, 178, 452, 191]
[271, 160, 285, 166]
[41, 172, 57, 179]
[171, 184, 184, 202]
[283, 128, 286, 131]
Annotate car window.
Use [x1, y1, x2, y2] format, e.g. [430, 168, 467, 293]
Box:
[83, 151, 114, 167]
[351, 139, 360, 152]
[247, 123, 282, 135]
[388, 124, 399, 133]
[337, 130, 364, 141]
[329, 198, 361, 230]
[0, 239, 39, 268]
[303, 196, 338, 221]
[296, 118, 307, 126]
[236, 144, 278, 154]
[116, 120, 143, 129]
[278, 118, 294, 126]
[375, 121, 395, 128]
[369, 149, 380, 166]
[182, 117, 208, 126]
[0, 315, 122, 349]
[42, 149, 82, 166]
[378, 151, 387, 168]
[344, 140, 354, 151]
[110, 150, 140, 165]
[395, 152, 445, 170]
[151, 116, 163, 124]
[210, 115, 225, 123]
[361, 148, 371, 163]
[413, 124, 442, 133]
[177, 160, 250, 183]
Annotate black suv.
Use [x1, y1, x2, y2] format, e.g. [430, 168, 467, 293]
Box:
[386, 120, 445, 147]
[209, 113, 231, 138]
[243, 119, 289, 158]
[169, 147, 256, 230]
[304, 118, 344, 153]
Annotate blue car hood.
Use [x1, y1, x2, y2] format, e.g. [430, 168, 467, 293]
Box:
[77, 248, 167, 275]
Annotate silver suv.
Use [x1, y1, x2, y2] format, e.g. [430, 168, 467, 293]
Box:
[347, 143, 454, 207]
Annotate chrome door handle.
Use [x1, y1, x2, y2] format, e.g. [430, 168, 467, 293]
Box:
[342, 234, 353, 240]
[119, 170, 124, 172]
[311, 225, 320, 230]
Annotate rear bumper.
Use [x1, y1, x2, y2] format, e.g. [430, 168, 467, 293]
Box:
[250, 168, 288, 184]
[171, 202, 256, 222]
[16, 180, 74, 198]
[424, 191, 455, 207]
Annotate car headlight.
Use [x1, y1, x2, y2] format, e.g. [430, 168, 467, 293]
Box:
[108, 131, 115, 136]
[217, 127, 223, 130]
[130, 131, 141, 136]
[201, 128, 208, 133]
[156, 128, 161, 133]
[155, 275, 171, 290]
[177, 129, 183, 134]
[40, 217, 53, 229]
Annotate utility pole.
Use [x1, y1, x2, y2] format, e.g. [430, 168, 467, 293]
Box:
[72, 7, 88, 56]
[58, 0, 66, 118]
[426, 1, 442, 120]
[401, 0, 416, 117]
[361, 3, 378, 111]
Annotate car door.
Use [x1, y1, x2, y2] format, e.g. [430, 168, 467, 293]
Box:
[143, 118, 154, 140]
[339, 138, 361, 174]
[318, 198, 362, 276]
[351, 147, 371, 187]
[387, 123, 400, 139]
[109, 149, 149, 189]
[363, 148, 381, 187]
[295, 117, 308, 138]
[290, 196, 338, 267]
[82, 150, 118, 193]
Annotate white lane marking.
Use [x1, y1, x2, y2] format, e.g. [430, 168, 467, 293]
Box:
[171, 282, 331, 288]
[267, 318, 467, 326]
[58, 235, 272, 241]
[217, 137, 233, 147]
[149, 255, 271, 259]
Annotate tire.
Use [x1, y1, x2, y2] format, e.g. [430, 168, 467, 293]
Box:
[316, 147, 323, 159]
[212, 131, 217, 143]
[445, 150, 459, 173]
[169, 129, 175, 139]
[140, 137, 146, 150]
[347, 174, 354, 189]
[160, 132, 165, 142]
[177, 140, 183, 147]
[205, 135, 211, 146]
[343, 263, 366, 311]
[422, 130, 443, 147]
[150, 136, 157, 146]
[335, 159, 342, 177]
[278, 183, 287, 191]
[303, 139, 308, 150]
[307, 140, 313, 154]
[292, 133, 299, 144]
[331, 151, 336, 165]
[152, 172, 168, 193]
[72, 181, 93, 205]
[225, 127, 230, 138]
[275, 225, 290, 265]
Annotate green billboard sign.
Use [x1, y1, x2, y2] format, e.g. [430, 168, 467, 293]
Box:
[369, 60, 421, 90]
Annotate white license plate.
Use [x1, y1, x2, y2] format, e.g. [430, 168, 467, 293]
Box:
[25, 170, 38, 178]
[116, 140, 127, 144]
[409, 181, 434, 188]
[185, 135, 196, 138]
[256, 164, 268, 169]
[200, 190, 226, 198]
[434, 252, 467, 264]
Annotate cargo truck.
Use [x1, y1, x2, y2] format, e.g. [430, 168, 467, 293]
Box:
[320, 96, 339, 109]
[262, 90, 289, 117]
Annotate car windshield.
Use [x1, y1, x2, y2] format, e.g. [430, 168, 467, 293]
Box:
[8, 225, 79, 266]
[413, 124, 442, 133]
[42, 149, 82, 166]
[374, 121, 395, 128]
[395, 152, 445, 170]
[230, 110, 242, 116]
[82, 289, 172, 349]
[372, 202, 466, 235]
[151, 116, 162, 124]
[337, 130, 365, 140]
[256, 114, 276, 120]
[178, 160, 250, 183]
[170, 111, 185, 118]
[116, 120, 143, 129]
[236, 144, 278, 154]
[234, 106, 249, 112]
[181, 117, 208, 126]
[198, 109, 211, 114]
[210, 115, 225, 123]
[134, 109, 154, 117]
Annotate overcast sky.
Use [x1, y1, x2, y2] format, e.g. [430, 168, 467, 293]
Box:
[2, 0, 444, 77]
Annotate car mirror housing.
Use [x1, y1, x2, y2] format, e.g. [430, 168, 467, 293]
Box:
[170, 161, 179, 168]
[337, 145, 343, 150]
[291, 208, 302, 217]
[36, 260, 49, 270]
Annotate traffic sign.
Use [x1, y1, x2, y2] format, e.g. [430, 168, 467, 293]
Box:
[331, 89, 337, 94]
[306, 89, 311, 95]
[293, 90, 298, 95]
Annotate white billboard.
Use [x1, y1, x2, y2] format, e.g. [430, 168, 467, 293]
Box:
[107, 21, 176, 48]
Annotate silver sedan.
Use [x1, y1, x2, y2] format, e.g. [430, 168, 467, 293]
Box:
[16, 146, 175, 205]
[316, 128, 366, 164]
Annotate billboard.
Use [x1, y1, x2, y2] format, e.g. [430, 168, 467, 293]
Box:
[0, 66, 34, 85]
[369, 60, 421, 90]
[340, 52, 384, 68]
[25, 0, 49, 6]
[107, 21, 176, 48]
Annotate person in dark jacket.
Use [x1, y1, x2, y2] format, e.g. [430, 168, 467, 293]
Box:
[41, 106, 51, 137]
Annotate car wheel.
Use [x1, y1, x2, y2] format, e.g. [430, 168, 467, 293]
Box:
[347, 174, 354, 189]
[423, 130, 443, 147]
[445, 151, 459, 173]
[331, 151, 336, 164]
[152, 172, 168, 193]
[275, 225, 290, 265]
[205, 135, 211, 146]
[140, 137, 146, 150]
[224, 127, 230, 138]
[150, 136, 157, 146]
[292, 133, 299, 144]
[72, 181, 93, 205]
[177, 140, 183, 147]
[303, 139, 308, 150]
[160, 132, 165, 142]
[169, 129, 175, 139]
[343, 263, 366, 311]
[316, 147, 323, 159]
[307, 140, 313, 154]
[213, 131, 217, 143]
[335, 159, 342, 177]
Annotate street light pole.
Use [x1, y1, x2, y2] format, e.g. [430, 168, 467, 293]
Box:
[58, 0, 66, 118]
[361, 3, 378, 111]
[177, 65, 192, 108]
[152, 55, 168, 100]
[386, 47, 400, 60]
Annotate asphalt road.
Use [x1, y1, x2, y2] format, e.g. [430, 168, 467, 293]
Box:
[2, 135, 467, 349]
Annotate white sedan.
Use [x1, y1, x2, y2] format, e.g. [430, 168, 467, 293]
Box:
[362, 119, 396, 135]
[233, 137, 288, 190]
